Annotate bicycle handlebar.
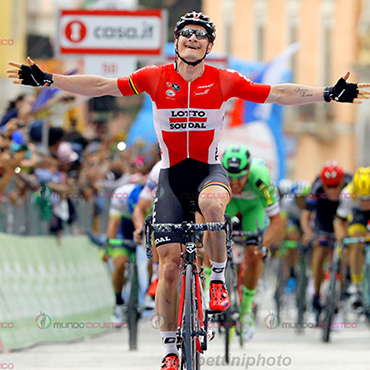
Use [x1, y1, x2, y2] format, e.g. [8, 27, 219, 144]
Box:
[144, 214, 233, 260]
[108, 238, 138, 249]
[342, 236, 370, 245]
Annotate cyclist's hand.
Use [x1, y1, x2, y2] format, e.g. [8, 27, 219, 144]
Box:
[253, 245, 269, 259]
[133, 228, 143, 244]
[302, 231, 313, 245]
[8, 57, 53, 87]
[324, 71, 370, 104]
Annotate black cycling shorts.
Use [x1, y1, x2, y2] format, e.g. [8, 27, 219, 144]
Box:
[152, 158, 231, 247]
[348, 208, 370, 235]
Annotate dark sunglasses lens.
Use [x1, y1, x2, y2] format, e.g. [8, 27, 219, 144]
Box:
[195, 30, 208, 40]
[180, 29, 193, 38]
[180, 29, 208, 40]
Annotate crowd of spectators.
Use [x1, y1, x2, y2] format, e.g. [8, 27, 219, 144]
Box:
[0, 93, 159, 238]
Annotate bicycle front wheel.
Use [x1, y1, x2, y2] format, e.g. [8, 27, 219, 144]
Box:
[322, 260, 340, 342]
[184, 263, 200, 370]
[127, 262, 139, 351]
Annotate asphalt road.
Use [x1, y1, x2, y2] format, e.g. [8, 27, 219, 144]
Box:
[4, 287, 370, 370]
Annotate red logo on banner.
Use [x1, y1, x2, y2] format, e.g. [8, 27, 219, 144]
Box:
[65, 20, 87, 43]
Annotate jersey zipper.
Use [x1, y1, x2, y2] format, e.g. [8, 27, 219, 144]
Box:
[187, 81, 191, 158]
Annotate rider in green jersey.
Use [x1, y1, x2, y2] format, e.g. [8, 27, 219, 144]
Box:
[222, 145, 283, 340]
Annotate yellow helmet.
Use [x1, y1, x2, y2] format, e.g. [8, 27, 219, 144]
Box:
[353, 167, 370, 198]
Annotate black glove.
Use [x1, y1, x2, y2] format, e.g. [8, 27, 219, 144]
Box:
[324, 77, 359, 103]
[19, 64, 53, 87]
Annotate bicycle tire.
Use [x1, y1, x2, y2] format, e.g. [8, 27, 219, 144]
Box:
[224, 264, 233, 364]
[322, 260, 339, 343]
[296, 260, 308, 334]
[362, 262, 370, 326]
[184, 263, 198, 370]
[274, 260, 285, 319]
[127, 262, 139, 351]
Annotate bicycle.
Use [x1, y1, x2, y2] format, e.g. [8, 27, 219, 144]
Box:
[88, 234, 142, 351]
[322, 235, 370, 342]
[273, 242, 294, 320]
[295, 242, 312, 334]
[108, 239, 141, 351]
[221, 228, 264, 364]
[145, 213, 232, 370]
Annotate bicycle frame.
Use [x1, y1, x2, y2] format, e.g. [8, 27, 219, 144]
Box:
[145, 214, 232, 370]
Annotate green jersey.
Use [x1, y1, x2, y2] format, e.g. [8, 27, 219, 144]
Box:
[226, 158, 280, 232]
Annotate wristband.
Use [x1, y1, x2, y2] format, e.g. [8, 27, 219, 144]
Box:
[323, 86, 333, 102]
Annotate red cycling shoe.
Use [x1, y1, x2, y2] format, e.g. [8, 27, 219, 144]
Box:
[209, 280, 230, 310]
[147, 278, 159, 297]
[161, 353, 179, 370]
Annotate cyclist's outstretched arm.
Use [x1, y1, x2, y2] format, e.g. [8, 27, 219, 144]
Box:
[8, 57, 122, 97]
[266, 71, 370, 105]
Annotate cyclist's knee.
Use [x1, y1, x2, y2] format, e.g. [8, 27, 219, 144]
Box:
[199, 199, 225, 221]
[160, 259, 180, 283]
[113, 256, 127, 272]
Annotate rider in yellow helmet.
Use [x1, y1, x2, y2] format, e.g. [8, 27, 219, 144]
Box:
[352, 167, 370, 199]
[335, 167, 370, 310]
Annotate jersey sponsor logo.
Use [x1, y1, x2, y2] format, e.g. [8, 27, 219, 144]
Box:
[170, 110, 206, 118]
[155, 236, 171, 244]
[166, 90, 176, 97]
[172, 83, 181, 91]
[197, 83, 214, 89]
[169, 122, 207, 129]
[226, 69, 251, 82]
[195, 89, 210, 95]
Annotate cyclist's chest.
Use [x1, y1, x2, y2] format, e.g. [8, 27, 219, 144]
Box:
[154, 74, 224, 110]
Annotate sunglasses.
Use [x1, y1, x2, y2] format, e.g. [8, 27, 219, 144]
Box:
[325, 184, 341, 189]
[228, 172, 249, 181]
[179, 28, 209, 40]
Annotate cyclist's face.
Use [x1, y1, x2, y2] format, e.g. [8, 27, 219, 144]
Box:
[176, 25, 212, 62]
[229, 174, 249, 194]
[359, 199, 370, 211]
[295, 196, 306, 210]
[323, 183, 342, 201]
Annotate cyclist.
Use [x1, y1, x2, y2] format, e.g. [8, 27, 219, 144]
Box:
[301, 161, 352, 322]
[335, 167, 370, 309]
[8, 10, 369, 369]
[222, 145, 283, 340]
[132, 160, 161, 300]
[104, 182, 144, 324]
[279, 181, 312, 294]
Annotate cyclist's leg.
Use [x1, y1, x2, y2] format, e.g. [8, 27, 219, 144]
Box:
[311, 240, 330, 297]
[347, 210, 368, 307]
[152, 167, 189, 363]
[284, 220, 301, 293]
[239, 207, 266, 340]
[198, 166, 232, 310]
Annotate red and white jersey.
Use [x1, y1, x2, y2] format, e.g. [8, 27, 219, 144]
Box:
[117, 64, 270, 168]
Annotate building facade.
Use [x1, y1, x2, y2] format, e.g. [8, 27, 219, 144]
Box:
[203, 0, 369, 180]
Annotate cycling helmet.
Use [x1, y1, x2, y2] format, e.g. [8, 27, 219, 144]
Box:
[128, 184, 144, 215]
[290, 180, 311, 197]
[174, 11, 216, 43]
[320, 161, 344, 187]
[222, 145, 251, 177]
[352, 167, 370, 198]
